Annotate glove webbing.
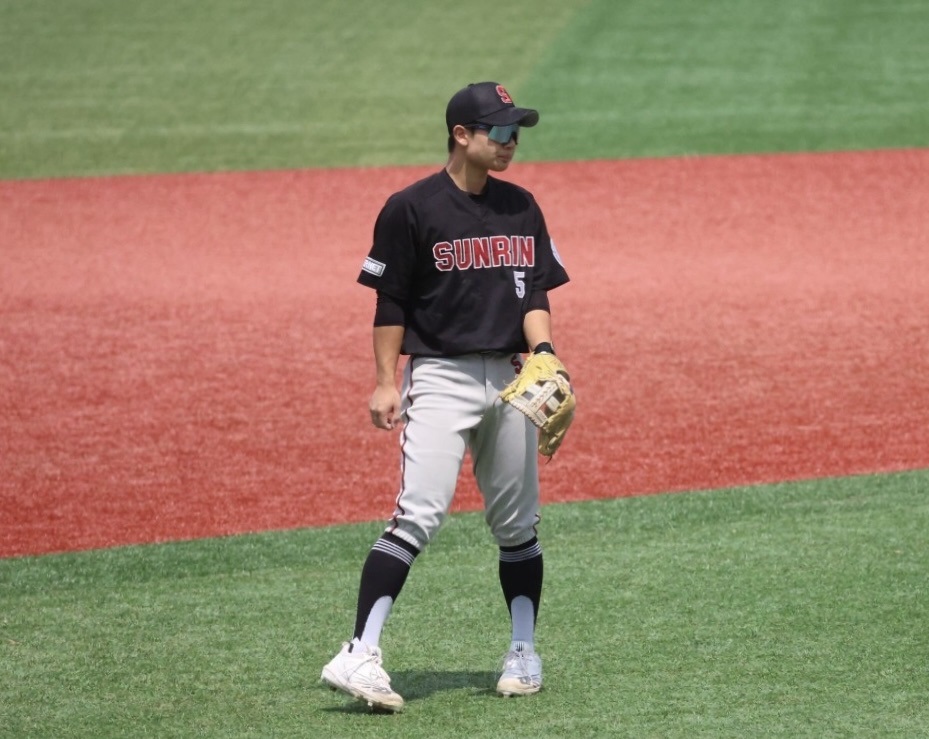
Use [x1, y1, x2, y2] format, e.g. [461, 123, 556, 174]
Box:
[506, 374, 571, 428]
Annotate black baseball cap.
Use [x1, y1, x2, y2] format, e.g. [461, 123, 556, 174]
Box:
[445, 82, 540, 133]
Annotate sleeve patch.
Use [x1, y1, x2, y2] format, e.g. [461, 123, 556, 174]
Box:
[550, 239, 564, 267]
[362, 257, 387, 277]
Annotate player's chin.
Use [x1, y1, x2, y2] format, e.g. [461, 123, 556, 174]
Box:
[490, 156, 513, 171]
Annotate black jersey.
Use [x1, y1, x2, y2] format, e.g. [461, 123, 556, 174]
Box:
[357, 169, 569, 356]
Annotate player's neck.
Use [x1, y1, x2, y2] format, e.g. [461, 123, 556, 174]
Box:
[445, 158, 488, 195]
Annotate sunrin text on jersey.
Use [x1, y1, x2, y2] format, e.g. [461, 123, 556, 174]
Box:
[432, 235, 535, 272]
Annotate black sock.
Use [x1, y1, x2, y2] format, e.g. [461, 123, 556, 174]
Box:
[498, 537, 544, 624]
[352, 533, 419, 641]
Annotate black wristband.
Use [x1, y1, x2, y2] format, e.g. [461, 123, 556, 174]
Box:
[533, 342, 555, 355]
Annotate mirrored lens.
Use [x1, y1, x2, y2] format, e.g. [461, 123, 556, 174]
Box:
[487, 124, 519, 144]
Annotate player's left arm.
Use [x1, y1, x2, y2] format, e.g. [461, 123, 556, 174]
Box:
[523, 294, 553, 353]
[523, 309, 552, 352]
[507, 300, 576, 457]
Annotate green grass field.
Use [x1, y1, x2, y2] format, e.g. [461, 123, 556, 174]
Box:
[2, 0, 929, 736]
[3, 472, 928, 737]
[2, 0, 928, 178]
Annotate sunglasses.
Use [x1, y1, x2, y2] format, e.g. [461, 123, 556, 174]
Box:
[468, 122, 519, 144]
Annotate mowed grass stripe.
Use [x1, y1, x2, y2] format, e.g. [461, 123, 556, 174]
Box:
[523, 0, 929, 161]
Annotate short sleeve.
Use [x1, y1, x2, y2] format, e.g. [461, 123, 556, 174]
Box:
[357, 194, 418, 300]
[531, 211, 570, 292]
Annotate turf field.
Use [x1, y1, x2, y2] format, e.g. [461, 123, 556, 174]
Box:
[2, 1, 929, 736]
[3, 474, 928, 737]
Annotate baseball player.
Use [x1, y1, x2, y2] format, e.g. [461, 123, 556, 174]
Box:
[321, 82, 570, 712]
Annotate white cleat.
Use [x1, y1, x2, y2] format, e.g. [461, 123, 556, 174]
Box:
[496, 648, 543, 696]
[321, 640, 404, 712]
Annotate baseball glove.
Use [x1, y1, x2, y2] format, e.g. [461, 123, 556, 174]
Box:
[500, 351, 576, 457]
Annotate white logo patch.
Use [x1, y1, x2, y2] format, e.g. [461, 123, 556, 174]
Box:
[362, 257, 386, 277]
[550, 239, 565, 267]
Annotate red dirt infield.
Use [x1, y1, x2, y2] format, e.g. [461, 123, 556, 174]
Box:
[2, 149, 928, 558]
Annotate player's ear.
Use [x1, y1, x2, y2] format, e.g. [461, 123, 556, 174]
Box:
[452, 124, 471, 148]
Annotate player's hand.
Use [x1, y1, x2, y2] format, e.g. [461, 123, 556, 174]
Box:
[369, 384, 403, 430]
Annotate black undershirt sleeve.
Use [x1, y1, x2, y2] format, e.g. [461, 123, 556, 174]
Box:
[527, 289, 551, 313]
[373, 291, 408, 327]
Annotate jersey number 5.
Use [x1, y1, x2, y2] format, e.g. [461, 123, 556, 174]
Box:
[514, 270, 526, 299]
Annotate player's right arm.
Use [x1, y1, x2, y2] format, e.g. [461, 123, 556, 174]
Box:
[370, 324, 405, 430]
[359, 195, 416, 430]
